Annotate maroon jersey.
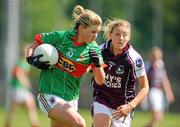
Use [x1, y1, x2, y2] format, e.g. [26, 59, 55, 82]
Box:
[146, 59, 167, 89]
[92, 41, 146, 109]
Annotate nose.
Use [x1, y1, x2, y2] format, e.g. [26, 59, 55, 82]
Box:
[120, 34, 124, 39]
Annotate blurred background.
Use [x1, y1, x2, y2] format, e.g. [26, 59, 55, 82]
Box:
[0, 0, 180, 117]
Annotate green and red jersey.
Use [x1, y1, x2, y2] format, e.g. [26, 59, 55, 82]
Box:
[11, 59, 31, 89]
[35, 29, 103, 101]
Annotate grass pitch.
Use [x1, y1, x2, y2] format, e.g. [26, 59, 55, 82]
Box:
[0, 107, 179, 127]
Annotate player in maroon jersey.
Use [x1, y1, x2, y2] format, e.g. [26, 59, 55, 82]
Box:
[144, 47, 175, 127]
[91, 19, 149, 127]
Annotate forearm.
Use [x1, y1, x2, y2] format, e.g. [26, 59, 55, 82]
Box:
[129, 75, 149, 109]
[129, 87, 149, 109]
[93, 67, 105, 85]
[26, 41, 38, 57]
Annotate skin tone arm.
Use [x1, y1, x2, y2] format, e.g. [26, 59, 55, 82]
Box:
[112, 75, 149, 120]
[92, 67, 105, 85]
[26, 41, 39, 57]
[162, 76, 175, 103]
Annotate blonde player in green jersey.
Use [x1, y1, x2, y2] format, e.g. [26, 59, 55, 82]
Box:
[26, 5, 105, 127]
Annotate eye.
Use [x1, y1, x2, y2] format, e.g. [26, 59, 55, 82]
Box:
[92, 30, 98, 34]
[116, 33, 120, 36]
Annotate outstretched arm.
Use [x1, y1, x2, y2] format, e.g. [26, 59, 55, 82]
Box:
[162, 76, 175, 103]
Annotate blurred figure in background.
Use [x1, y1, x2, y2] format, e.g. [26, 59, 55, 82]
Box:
[4, 46, 40, 127]
[144, 47, 175, 127]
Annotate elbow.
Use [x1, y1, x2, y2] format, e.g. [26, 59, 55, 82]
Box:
[95, 79, 105, 85]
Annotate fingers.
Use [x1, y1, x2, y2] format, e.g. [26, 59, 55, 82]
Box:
[89, 49, 100, 67]
[112, 110, 127, 122]
[89, 49, 98, 57]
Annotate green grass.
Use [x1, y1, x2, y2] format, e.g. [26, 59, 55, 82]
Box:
[0, 107, 180, 127]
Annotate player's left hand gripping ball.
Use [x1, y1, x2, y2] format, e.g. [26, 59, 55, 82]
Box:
[89, 49, 100, 67]
[26, 55, 50, 70]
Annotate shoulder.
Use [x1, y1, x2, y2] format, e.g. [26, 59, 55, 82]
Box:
[128, 46, 144, 67]
[88, 41, 100, 48]
[41, 30, 67, 37]
[99, 41, 111, 51]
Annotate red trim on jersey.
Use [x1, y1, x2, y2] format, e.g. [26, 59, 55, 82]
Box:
[73, 36, 85, 46]
[35, 34, 43, 45]
[55, 53, 89, 78]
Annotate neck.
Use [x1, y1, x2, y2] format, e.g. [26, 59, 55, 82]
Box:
[111, 45, 123, 56]
[75, 32, 85, 43]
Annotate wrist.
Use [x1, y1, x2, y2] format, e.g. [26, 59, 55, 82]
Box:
[94, 64, 101, 67]
[127, 102, 135, 111]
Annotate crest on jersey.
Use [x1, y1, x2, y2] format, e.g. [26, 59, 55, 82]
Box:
[116, 65, 124, 74]
[135, 58, 143, 68]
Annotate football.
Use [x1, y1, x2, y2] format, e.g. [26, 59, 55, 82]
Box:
[34, 44, 59, 65]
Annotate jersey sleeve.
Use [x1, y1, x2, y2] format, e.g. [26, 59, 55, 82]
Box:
[134, 56, 146, 78]
[129, 47, 146, 78]
[35, 31, 66, 45]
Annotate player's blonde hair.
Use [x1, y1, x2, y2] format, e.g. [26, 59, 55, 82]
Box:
[102, 19, 131, 41]
[72, 5, 102, 29]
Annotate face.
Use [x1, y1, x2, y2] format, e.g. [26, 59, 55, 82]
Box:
[110, 25, 131, 52]
[79, 25, 101, 43]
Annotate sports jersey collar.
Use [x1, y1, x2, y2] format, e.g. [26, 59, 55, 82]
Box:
[67, 29, 85, 46]
[73, 36, 85, 46]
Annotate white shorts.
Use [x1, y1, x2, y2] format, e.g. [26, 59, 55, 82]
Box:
[148, 87, 165, 112]
[12, 87, 33, 104]
[37, 93, 78, 116]
[93, 102, 133, 127]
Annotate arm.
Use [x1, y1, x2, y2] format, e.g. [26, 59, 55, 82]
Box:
[92, 67, 105, 85]
[112, 75, 149, 120]
[162, 76, 175, 104]
[129, 75, 149, 109]
[89, 49, 105, 85]
[26, 41, 50, 70]
[26, 41, 39, 57]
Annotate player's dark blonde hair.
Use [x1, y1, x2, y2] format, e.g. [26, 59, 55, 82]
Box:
[102, 19, 131, 40]
[151, 46, 163, 60]
[72, 5, 102, 29]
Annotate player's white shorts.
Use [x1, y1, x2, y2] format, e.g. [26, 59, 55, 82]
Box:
[93, 101, 133, 127]
[37, 93, 78, 116]
[12, 87, 33, 104]
[148, 87, 165, 112]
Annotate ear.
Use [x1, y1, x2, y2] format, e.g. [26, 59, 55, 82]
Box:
[109, 34, 112, 40]
[78, 25, 85, 32]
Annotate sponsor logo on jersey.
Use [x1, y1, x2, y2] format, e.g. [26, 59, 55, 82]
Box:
[57, 56, 75, 72]
[116, 65, 124, 74]
[105, 74, 122, 88]
[135, 58, 143, 68]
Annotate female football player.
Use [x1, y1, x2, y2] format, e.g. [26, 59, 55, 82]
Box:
[91, 19, 149, 127]
[26, 5, 105, 127]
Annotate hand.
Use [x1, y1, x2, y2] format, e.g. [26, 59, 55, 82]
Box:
[89, 49, 100, 67]
[112, 103, 133, 121]
[26, 54, 50, 70]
